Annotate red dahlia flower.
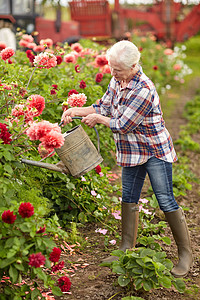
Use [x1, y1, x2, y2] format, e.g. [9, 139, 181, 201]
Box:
[49, 247, 61, 262]
[29, 252, 46, 268]
[79, 80, 86, 89]
[56, 55, 62, 65]
[52, 84, 58, 90]
[58, 276, 71, 292]
[2, 210, 16, 224]
[95, 73, 103, 83]
[36, 226, 46, 234]
[0, 123, 11, 144]
[95, 165, 101, 174]
[0, 47, 15, 61]
[18, 202, 34, 218]
[75, 64, 80, 73]
[68, 89, 78, 97]
[52, 260, 65, 272]
[50, 89, 57, 95]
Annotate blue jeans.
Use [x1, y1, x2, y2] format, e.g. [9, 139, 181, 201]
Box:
[122, 157, 179, 212]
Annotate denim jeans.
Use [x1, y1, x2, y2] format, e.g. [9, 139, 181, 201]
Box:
[122, 156, 179, 212]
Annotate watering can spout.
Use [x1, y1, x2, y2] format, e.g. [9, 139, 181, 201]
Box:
[21, 159, 69, 174]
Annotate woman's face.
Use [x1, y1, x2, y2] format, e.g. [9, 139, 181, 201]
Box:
[108, 58, 133, 82]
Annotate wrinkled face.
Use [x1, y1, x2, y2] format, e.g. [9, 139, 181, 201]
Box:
[108, 58, 133, 82]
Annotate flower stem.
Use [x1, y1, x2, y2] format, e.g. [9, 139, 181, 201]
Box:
[26, 66, 37, 90]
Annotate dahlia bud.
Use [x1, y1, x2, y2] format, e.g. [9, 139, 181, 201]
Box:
[62, 101, 68, 111]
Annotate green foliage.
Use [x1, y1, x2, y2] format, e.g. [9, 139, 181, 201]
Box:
[0, 205, 68, 298]
[101, 248, 185, 293]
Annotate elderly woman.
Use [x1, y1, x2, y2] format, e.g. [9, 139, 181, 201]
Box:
[61, 40, 193, 277]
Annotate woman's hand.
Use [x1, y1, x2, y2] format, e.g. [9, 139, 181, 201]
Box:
[82, 113, 99, 128]
[61, 108, 77, 125]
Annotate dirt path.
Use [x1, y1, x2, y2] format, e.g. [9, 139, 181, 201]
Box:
[57, 78, 200, 300]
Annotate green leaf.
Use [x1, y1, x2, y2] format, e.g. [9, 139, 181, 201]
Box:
[9, 265, 18, 283]
[51, 286, 63, 296]
[159, 276, 171, 288]
[139, 248, 155, 258]
[161, 236, 171, 245]
[111, 249, 124, 257]
[30, 287, 41, 299]
[35, 268, 47, 283]
[143, 280, 153, 291]
[19, 223, 32, 232]
[118, 275, 130, 287]
[112, 265, 126, 275]
[173, 278, 186, 293]
[134, 278, 143, 290]
[3, 164, 13, 174]
[0, 257, 16, 268]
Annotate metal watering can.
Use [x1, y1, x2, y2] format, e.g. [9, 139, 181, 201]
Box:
[21, 117, 103, 178]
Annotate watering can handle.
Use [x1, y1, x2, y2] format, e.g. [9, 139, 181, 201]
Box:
[59, 117, 101, 153]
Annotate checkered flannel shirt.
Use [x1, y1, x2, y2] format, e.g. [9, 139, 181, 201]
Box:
[93, 67, 177, 167]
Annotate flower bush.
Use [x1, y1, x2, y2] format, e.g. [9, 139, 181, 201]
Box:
[0, 31, 194, 297]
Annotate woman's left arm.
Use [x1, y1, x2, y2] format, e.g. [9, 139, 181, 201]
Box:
[82, 113, 111, 128]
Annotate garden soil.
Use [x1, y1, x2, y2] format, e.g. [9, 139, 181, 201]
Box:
[56, 77, 200, 300]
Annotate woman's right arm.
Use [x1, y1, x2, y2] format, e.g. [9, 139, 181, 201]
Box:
[61, 106, 96, 125]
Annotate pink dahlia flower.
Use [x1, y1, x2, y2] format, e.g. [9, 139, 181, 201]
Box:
[22, 34, 34, 43]
[19, 39, 29, 48]
[26, 120, 60, 141]
[38, 143, 55, 158]
[33, 52, 57, 69]
[33, 45, 45, 52]
[95, 55, 108, 67]
[63, 53, 76, 64]
[40, 130, 64, 150]
[164, 48, 174, 55]
[100, 64, 111, 74]
[0, 42, 7, 51]
[0, 47, 15, 61]
[11, 104, 27, 118]
[18, 202, 34, 218]
[71, 42, 83, 53]
[40, 38, 53, 48]
[67, 93, 87, 107]
[2, 210, 16, 224]
[29, 252, 46, 268]
[27, 94, 45, 116]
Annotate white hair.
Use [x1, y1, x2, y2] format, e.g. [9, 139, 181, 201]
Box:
[106, 40, 141, 69]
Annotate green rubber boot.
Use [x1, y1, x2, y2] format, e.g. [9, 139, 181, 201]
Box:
[164, 207, 193, 277]
[102, 202, 139, 263]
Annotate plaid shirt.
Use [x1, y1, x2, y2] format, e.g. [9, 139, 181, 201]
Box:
[93, 67, 177, 167]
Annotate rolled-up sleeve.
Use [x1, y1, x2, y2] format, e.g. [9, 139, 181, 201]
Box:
[110, 87, 153, 134]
